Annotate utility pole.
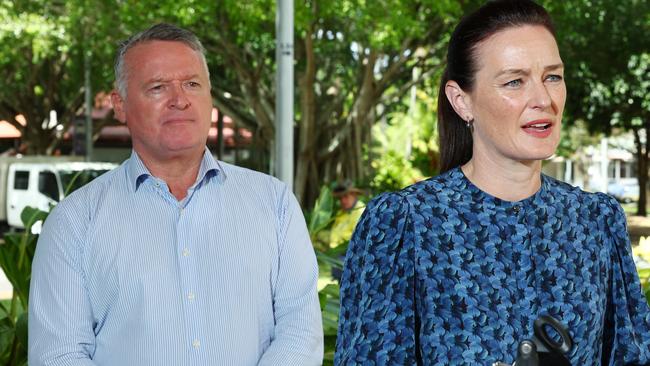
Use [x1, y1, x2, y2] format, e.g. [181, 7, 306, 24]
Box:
[275, 0, 294, 190]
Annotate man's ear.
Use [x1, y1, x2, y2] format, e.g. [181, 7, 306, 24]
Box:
[444, 80, 473, 122]
[110, 90, 127, 124]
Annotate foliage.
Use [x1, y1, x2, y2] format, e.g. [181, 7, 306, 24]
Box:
[548, 0, 650, 215]
[291, 0, 466, 206]
[307, 185, 335, 252]
[369, 150, 424, 193]
[0, 168, 113, 364]
[305, 185, 345, 364]
[639, 269, 650, 305]
[0, 0, 121, 155]
[368, 88, 438, 193]
[0, 206, 48, 365]
[555, 120, 603, 160]
[318, 282, 340, 365]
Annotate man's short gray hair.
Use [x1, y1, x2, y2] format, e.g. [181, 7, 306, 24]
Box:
[114, 23, 209, 97]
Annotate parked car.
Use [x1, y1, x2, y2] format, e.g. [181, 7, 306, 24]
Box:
[1, 156, 116, 228]
[608, 179, 640, 203]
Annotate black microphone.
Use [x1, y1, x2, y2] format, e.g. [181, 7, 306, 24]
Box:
[493, 315, 573, 366]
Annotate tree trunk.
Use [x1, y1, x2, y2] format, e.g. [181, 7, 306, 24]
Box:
[22, 110, 51, 155]
[294, 22, 317, 206]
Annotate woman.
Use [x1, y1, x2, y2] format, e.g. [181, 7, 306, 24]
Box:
[335, 0, 650, 365]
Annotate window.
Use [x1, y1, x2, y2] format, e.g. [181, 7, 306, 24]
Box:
[13, 171, 29, 190]
[60, 169, 110, 196]
[39, 171, 60, 201]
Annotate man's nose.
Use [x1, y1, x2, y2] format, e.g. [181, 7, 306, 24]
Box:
[168, 84, 191, 109]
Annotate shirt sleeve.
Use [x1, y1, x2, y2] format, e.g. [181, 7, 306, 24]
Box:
[257, 184, 324, 365]
[28, 204, 98, 365]
[335, 192, 419, 365]
[601, 194, 650, 365]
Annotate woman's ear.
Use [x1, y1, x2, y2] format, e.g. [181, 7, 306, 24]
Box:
[445, 80, 473, 122]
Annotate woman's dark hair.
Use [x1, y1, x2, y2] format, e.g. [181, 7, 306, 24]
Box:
[438, 0, 556, 172]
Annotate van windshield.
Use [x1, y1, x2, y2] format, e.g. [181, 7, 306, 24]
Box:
[59, 169, 110, 196]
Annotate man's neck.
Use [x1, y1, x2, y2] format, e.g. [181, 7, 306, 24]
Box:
[137, 148, 204, 201]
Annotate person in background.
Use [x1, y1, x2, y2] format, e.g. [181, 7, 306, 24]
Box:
[29, 23, 323, 366]
[335, 1, 650, 365]
[329, 181, 365, 282]
[329, 181, 366, 249]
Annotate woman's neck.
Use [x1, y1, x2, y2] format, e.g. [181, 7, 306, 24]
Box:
[461, 152, 542, 202]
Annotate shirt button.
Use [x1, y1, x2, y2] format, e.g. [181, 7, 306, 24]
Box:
[188, 292, 195, 301]
[182, 248, 190, 257]
[512, 206, 521, 214]
[192, 339, 200, 349]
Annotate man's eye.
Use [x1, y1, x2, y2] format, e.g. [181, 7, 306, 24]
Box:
[504, 79, 522, 88]
[186, 81, 201, 88]
[149, 85, 164, 92]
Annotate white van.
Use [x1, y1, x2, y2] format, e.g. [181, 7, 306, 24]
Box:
[0, 156, 116, 228]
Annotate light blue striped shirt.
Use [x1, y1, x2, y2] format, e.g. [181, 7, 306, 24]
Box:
[29, 149, 323, 365]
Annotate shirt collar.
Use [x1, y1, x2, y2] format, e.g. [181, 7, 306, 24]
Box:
[196, 147, 223, 186]
[126, 147, 223, 192]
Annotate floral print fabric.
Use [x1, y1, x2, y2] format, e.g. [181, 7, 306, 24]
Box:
[335, 168, 650, 365]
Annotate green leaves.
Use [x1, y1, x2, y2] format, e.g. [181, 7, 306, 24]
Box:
[306, 185, 344, 363]
[308, 186, 334, 236]
[0, 0, 122, 154]
[0, 317, 14, 361]
[0, 312, 27, 365]
[0, 206, 43, 365]
[639, 268, 650, 304]
[0, 234, 35, 312]
[551, 0, 650, 127]
[1, 207, 46, 311]
[20, 206, 48, 231]
[318, 282, 340, 365]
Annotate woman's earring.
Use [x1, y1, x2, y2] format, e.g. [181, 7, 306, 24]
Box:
[466, 118, 474, 132]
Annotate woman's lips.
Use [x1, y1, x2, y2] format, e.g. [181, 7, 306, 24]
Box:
[522, 120, 553, 138]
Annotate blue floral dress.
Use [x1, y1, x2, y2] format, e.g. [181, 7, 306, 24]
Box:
[335, 168, 650, 365]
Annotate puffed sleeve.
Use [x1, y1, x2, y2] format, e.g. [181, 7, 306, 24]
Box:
[335, 192, 420, 365]
[601, 194, 650, 365]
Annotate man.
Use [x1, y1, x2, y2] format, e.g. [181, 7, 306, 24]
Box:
[329, 181, 365, 249]
[29, 23, 323, 365]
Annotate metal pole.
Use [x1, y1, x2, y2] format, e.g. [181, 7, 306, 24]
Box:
[216, 110, 224, 160]
[84, 50, 93, 161]
[275, 0, 294, 190]
[600, 137, 608, 193]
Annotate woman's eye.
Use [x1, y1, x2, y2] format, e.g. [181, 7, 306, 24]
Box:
[504, 79, 522, 88]
[546, 74, 563, 82]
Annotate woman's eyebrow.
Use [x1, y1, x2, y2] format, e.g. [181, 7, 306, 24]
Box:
[494, 63, 564, 78]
